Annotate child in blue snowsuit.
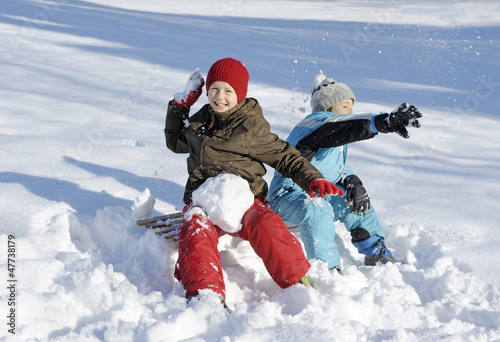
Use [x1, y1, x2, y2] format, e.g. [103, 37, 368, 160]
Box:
[269, 73, 422, 270]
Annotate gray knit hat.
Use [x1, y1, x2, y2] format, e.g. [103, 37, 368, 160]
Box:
[310, 73, 355, 113]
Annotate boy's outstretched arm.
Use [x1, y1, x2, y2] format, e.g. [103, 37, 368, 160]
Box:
[296, 104, 423, 159]
[296, 115, 379, 159]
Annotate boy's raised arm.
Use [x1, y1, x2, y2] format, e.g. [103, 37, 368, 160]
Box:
[164, 69, 205, 153]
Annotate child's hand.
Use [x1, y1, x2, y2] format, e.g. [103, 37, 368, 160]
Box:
[172, 68, 205, 108]
[309, 178, 344, 198]
[344, 175, 371, 215]
[388, 103, 422, 138]
[375, 103, 422, 138]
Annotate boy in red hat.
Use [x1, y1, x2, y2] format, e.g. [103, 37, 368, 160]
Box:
[165, 57, 344, 303]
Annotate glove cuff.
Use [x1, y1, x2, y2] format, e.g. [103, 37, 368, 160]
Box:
[374, 114, 391, 134]
[344, 174, 363, 188]
[168, 101, 190, 117]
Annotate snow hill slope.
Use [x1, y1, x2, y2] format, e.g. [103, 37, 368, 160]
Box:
[1, 1, 500, 341]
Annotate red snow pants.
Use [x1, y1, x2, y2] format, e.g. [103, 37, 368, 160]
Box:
[174, 198, 311, 299]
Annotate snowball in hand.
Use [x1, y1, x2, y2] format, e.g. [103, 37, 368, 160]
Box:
[192, 174, 254, 233]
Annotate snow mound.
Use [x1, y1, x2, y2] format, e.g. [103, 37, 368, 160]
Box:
[192, 174, 254, 233]
[131, 188, 155, 221]
[9, 203, 499, 341]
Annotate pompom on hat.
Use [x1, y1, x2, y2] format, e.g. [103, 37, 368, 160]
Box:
[206, 57, 250, 103]
[310, 72, 355, 113]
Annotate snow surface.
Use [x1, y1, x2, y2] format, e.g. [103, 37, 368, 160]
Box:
[1, 0, 500, 341]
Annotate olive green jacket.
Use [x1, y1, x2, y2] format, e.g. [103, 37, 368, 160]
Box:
[165, 98, 323, 204]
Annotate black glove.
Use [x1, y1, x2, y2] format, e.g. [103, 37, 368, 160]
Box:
[344, 175, 371, 215]
[375, 103, 422, 139]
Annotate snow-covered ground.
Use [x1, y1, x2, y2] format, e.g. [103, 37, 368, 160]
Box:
[1, 1, 500, 341]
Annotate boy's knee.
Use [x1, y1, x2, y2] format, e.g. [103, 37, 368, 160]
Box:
[350, 227, 371, 243]
[181, 205, 218, 243]
[304, 198, 334, 218]
[241, 202, 286, 237]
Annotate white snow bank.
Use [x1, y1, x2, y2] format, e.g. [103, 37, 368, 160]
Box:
[36, 202, 500, 341]
[2, 191, 500, 341]
[131, 188, 155, 221]
[192, 174, 254, 233]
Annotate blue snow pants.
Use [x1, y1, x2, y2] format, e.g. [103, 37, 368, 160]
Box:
[270, 186, 386, 269]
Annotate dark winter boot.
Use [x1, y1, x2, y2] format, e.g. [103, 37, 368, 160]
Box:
[354, 235, 396, 266]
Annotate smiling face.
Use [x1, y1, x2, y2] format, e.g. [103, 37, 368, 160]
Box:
[327, 98, 354, 115]
[208, 81, 239, 113]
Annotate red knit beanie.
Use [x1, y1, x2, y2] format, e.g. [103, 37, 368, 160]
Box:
[206, 58, 249, 103]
